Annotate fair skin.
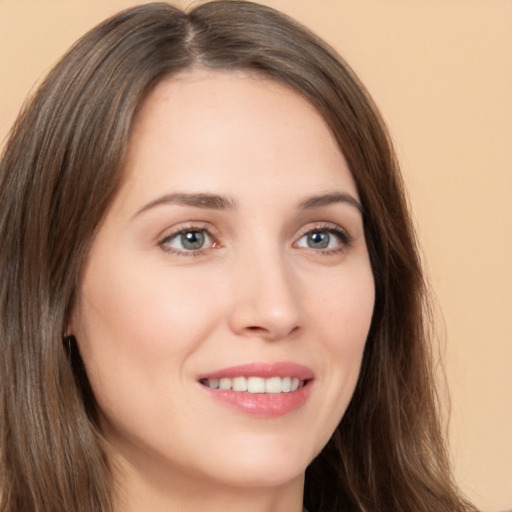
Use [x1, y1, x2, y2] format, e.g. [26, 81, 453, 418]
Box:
[71, 69, 375, 512]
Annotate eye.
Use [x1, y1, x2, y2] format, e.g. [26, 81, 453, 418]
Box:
[160, 227, 216, 254]
[295, 226, 350, 252]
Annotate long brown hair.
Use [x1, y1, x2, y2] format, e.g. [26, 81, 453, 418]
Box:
[0, 2, 474, 511]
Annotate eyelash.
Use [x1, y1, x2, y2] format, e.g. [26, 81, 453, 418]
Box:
[159, 224, 217, 257]
[158, 223, 352, 257]
[294, 224, 353, 255]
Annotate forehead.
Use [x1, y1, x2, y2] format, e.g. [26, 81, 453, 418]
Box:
[121, 68, 358, 207]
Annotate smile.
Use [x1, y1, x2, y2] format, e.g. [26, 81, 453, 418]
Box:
[200, 376, 305, 393]
[198, 362, 314, 417]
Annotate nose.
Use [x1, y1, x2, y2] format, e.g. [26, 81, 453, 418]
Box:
[228, 248, 302, 341]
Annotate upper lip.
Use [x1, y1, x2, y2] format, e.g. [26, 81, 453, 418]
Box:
[198, 361, 314, 381]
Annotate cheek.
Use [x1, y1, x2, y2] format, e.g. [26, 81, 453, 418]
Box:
[314, 262, 374, 352]
[71, 257, 226, 437]
[74, 255, 221, 363]
[284, 265, 374, 461]
[307, 263, 374, 427]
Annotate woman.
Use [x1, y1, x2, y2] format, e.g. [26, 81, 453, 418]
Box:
[0, 2, 475, 511]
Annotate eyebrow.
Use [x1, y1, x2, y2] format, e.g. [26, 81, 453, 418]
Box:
[134, 190, 363, 217]
[135, 192, 237, 217]
[298, 193, 364, 214]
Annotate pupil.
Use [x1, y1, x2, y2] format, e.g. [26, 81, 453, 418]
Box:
[308, 231, 329, 249]
[182, 231, 205, 250]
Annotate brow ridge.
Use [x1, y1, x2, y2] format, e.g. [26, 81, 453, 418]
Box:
[135, 192, 236, 216]
[299, 192, 363, 213]
[135, 191, 362, 217]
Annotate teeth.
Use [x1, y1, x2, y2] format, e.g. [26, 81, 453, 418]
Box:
[247, 376, 265, 393]
[265, 376, 281, 394]
[232, 376, 248, 392]
[219, 378, 231, 390]
[202, 376, 305, 393]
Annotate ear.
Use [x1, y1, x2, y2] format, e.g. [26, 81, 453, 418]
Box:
[65, 305, 78, 338]
[65, 318, 75, 338]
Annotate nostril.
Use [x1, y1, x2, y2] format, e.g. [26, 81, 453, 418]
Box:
[242, 324, 300, 340]
[246, 326, 267, 334]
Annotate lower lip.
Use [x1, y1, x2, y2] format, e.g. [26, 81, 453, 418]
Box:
[200, 382, 312, 418]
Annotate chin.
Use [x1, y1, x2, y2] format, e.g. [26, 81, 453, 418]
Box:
[208, 460, 306, 490]
[194, 436, 315, 489]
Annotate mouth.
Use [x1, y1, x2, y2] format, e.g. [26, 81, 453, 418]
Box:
[200, 376, 307, 393]
[197, 362, 314, 417]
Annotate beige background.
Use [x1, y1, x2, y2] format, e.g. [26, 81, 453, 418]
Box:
[1, 1, 511, 510]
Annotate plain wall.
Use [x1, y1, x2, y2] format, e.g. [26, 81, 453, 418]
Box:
[1, 1, 511, 510]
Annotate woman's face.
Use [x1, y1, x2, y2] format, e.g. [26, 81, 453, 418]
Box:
[71, 70, 374, 495]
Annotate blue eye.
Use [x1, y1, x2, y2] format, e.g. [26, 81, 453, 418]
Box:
[161, 228, 214, 253]
[296, 227, 349, 251]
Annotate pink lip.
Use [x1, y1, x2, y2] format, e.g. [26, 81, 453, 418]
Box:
[198, 361, 314, 381]
[198, 362, 314, 418]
